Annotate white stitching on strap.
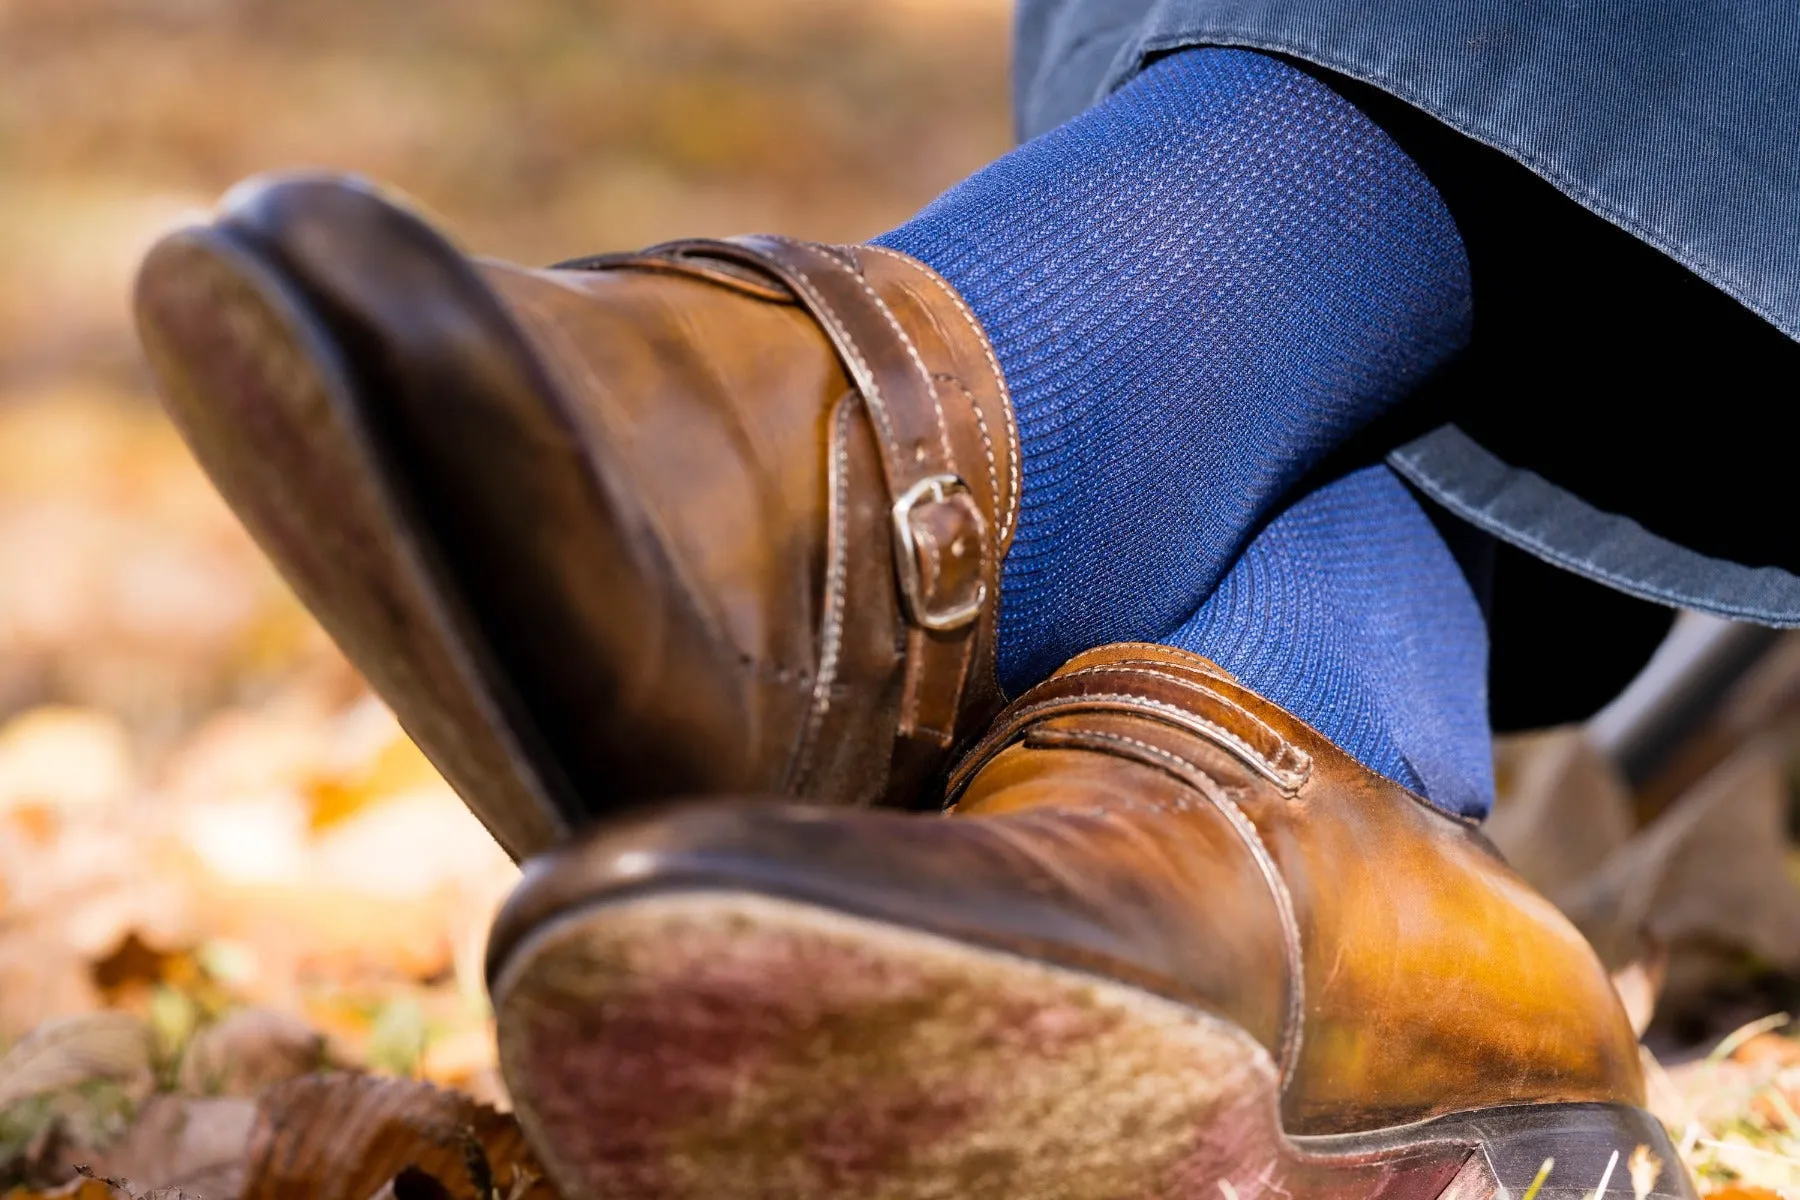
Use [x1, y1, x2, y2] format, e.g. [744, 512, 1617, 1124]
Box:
[766, 236, 953, 472]
[862, 243, 1020, 547]
[1055, 663, 1312, 779]
[1071, 644, 1238, 683]
[755, 245, 900, 453]
[1017, 669, 1313, 786]
[933, 372, 1001, 561]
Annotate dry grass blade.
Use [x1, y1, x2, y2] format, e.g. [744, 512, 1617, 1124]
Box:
[0, 1017, 153, 1113]
[1710, 1017, 1793, 1065]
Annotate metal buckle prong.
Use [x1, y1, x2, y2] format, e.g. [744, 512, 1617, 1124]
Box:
[891, 473, 986, 633]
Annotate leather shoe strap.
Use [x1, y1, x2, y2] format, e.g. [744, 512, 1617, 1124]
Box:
[646, 235, 997, 775]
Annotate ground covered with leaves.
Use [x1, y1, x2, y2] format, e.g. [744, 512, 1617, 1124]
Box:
[0, 1, 1795, 1197]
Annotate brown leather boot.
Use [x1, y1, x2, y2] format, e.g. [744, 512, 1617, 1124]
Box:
[485, 643, 1693, 1200]
[133, 175, 1019, 859]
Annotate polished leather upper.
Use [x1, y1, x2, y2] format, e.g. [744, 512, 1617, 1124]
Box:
[153, 178, 1019, 836]
[469, 237, 1021, 811]
[946, 643, 1645, 1133]
[491, 643, 1645, 1137]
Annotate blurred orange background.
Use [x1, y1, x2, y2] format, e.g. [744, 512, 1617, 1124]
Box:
[2, 7, 1798, 1195]
[0, 0, 1009, 1095]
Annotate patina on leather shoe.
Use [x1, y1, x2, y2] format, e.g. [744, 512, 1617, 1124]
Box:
[485, 643, 1693, 1200]
[133, 175, 1020, 859]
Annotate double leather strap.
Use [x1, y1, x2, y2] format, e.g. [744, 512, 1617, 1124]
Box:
[946, 645, 1316, 802]
[642, 235, 1017, 791]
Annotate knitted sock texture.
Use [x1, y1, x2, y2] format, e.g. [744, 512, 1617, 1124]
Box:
[875, 48, 1489, 813]
[1171, 465, 1493, 815]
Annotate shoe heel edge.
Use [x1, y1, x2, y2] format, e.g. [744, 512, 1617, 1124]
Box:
[1320, 1102, 1699, 1200]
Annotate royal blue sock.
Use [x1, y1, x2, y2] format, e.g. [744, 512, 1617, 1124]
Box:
[874, 48, 1491, 813]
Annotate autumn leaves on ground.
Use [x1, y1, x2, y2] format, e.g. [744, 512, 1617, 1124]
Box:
[0, 1, 1795, 1198]
[0, 2, 1005, 1195]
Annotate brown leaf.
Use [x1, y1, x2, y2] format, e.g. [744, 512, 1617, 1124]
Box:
[77, 1095, 256, 1199]
[304, 732, 441, 834]
[1703, 1189, 1786, 1200]
[240, 1074, 557, 1200]
[89, 935, 200, 1009]
[177, 1011, 325, 1099]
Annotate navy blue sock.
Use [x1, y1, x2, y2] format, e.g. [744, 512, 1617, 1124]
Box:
[874, 49, 1485, 811]
[1172, 466, 1492, 816]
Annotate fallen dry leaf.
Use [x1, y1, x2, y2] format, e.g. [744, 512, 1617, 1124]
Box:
[240, 1074, 557, 1200]
[304, 711, 443, 834]
[89, 935, 209, 1013]
[74, 1170, 206, 1200]
[0, 709, 132, 818]
[1612, 953, 1668, 1038]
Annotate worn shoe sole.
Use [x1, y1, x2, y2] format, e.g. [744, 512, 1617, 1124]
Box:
[134, 206, 573, 858]
[492, 890, 1696, 1200]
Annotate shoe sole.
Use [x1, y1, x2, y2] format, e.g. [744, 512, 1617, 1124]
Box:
[134, 222, 571, 858]
[492, 891, 1696, 1200]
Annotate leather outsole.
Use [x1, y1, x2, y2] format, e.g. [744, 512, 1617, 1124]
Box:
[489, 886, 1693, 1200]
[133, 207, 573, 858]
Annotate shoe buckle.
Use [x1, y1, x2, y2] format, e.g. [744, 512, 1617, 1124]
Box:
[891, 473, 986, 633]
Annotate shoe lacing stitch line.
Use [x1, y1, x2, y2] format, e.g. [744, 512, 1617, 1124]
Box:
[861, 243, 1021, 548]
[1033, 724, 1307, 1091]
[755, 248, 900, 453]
[932, 373, 1007, 707]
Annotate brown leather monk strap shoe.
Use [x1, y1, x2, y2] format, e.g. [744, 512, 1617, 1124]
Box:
[485, 643, 1693, 1200]
[133, 174, 1019, 859]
